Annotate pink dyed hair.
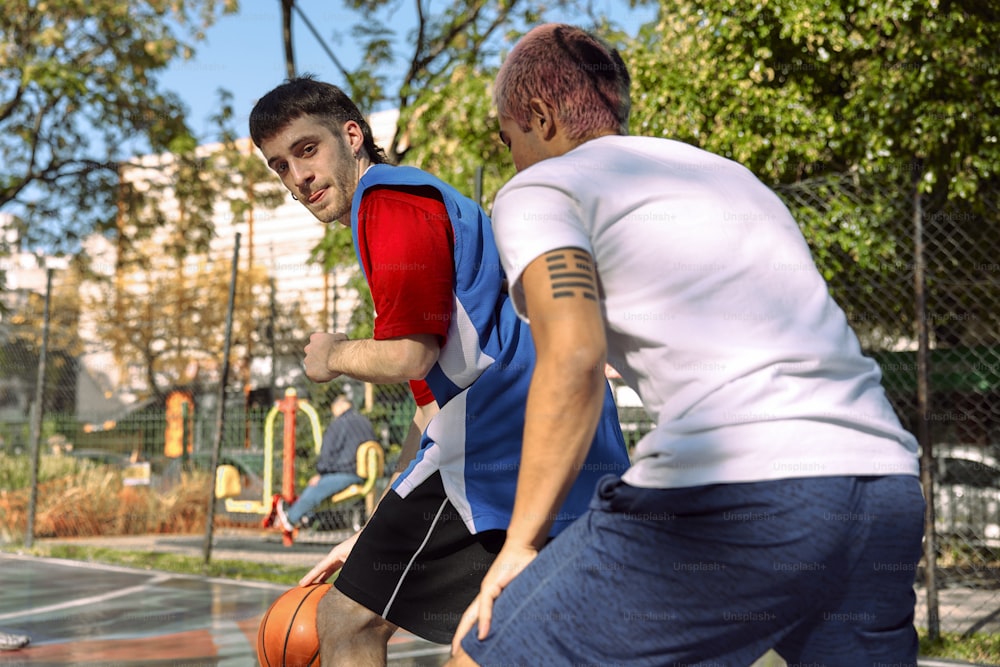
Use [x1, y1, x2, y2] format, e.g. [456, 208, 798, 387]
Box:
[494, 23, 631, 139]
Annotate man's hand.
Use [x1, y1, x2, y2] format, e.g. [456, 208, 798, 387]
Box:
[451, 543, 538, 655]
[303, 332, 348, 382]
[298, 530, 361, 586]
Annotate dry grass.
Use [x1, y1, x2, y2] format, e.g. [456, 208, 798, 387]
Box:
[0, 463, 211, 541]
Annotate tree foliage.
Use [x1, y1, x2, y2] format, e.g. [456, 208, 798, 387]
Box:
[87, 259, 309, 402]
[329, 0, 544, 164]
[0, 275, 82, 414]
[624, 0, 999, 345]
[88, 88, 288, 401]
[0, 0, 238, 251]
[627, 0, 998, 195]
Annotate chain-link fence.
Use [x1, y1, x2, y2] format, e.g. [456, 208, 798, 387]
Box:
[775, 171, 1000, 641]
[0, 386, 417, 545]
[0, 239, 420, 544]
[1, 170, 998, 643]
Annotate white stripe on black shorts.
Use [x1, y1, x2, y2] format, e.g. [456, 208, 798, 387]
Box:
[333, 471, 505, 644]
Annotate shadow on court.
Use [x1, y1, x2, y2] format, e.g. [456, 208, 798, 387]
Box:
[0, 553, 449, 666]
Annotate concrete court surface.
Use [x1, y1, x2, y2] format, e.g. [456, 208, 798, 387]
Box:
[0, 552, 449, 666]
[2, 527, 996, 666]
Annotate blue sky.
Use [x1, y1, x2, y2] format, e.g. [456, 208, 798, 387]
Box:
[159, 0, 365, 142]
[159, 1, 657, 142]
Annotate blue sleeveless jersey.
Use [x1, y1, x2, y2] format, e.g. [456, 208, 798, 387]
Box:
[351, 165, 629, 535]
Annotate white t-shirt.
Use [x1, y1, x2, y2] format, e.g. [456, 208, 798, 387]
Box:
[492, 135, 919, 489]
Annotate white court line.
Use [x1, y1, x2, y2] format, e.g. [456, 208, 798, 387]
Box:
[0, 553, 285, 624]
[0, 570, 172, 622]
[0, 553, 286, 589]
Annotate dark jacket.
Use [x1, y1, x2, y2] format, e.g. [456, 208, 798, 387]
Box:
[317, 408, 376, 475]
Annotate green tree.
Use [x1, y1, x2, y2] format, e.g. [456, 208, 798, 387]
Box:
[88, 91, 287, 402]
[627, 1, 997, 195]
[321, 0, 540, 164]
[0, 271, 82, 414]
[87, 258, 309, 402]
[0, 0, 238, 253]
[625, 0, 999, 345]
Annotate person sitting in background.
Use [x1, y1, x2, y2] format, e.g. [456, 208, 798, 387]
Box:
[275, 394, 375, 531]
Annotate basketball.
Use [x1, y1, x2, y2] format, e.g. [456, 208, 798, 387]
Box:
[256, 583, 331, 666]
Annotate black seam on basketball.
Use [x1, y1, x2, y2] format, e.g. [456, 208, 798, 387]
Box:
[259, 605, 274, 667]
[283, 587, 322, 662]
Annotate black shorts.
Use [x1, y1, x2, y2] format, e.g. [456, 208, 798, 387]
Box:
[334, 471, 505, 644]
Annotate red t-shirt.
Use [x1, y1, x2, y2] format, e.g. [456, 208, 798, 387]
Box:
[356, 185, 454, 407]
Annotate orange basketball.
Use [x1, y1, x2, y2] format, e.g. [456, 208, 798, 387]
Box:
[257, 583, 331, 666]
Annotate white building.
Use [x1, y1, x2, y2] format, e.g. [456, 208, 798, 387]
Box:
[0, 213, 43, 421]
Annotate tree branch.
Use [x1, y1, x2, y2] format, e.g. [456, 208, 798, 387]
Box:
[0, 83, 26, 125]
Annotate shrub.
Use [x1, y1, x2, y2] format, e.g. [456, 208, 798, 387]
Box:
[0, 454, 211, 541]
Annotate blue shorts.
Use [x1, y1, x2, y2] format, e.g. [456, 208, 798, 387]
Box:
[461, 474, 925, 666]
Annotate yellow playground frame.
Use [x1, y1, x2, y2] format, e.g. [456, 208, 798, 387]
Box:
[220, 388, 322, 516]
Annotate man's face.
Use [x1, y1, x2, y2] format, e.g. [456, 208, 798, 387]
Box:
[259, 114, 358, 225]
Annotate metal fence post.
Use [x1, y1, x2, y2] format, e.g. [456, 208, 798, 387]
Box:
[24, 267, 53, 549]
[913, 171, 940, 640]
[203, 233, 241, 564]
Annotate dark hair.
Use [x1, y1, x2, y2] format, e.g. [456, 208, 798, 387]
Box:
[249, 75, 389, 164]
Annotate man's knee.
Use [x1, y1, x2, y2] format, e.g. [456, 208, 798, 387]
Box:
[316, 585, 395, 644]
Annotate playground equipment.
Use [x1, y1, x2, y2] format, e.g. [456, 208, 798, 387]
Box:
[329, 440, 385, 531]
[217, 388, 322, 546]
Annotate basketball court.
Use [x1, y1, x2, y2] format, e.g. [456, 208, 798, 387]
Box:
[0, 552, 449, 665]
[2, 548, 993, 666]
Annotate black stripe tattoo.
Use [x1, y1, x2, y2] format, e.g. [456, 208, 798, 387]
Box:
[545, 251, 597, 301]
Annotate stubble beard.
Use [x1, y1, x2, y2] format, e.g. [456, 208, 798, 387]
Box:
[314, 141, 359, 226]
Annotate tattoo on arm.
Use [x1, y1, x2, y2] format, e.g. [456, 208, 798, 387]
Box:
[544, 250, 598, 301]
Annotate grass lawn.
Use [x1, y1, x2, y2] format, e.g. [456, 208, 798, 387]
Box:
[4, 542, 307, 587]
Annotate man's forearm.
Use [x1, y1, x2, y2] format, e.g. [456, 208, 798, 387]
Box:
[505, 354, 606, 550]
[327, 335, 439, 384]
[502, 247, 610, 550]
